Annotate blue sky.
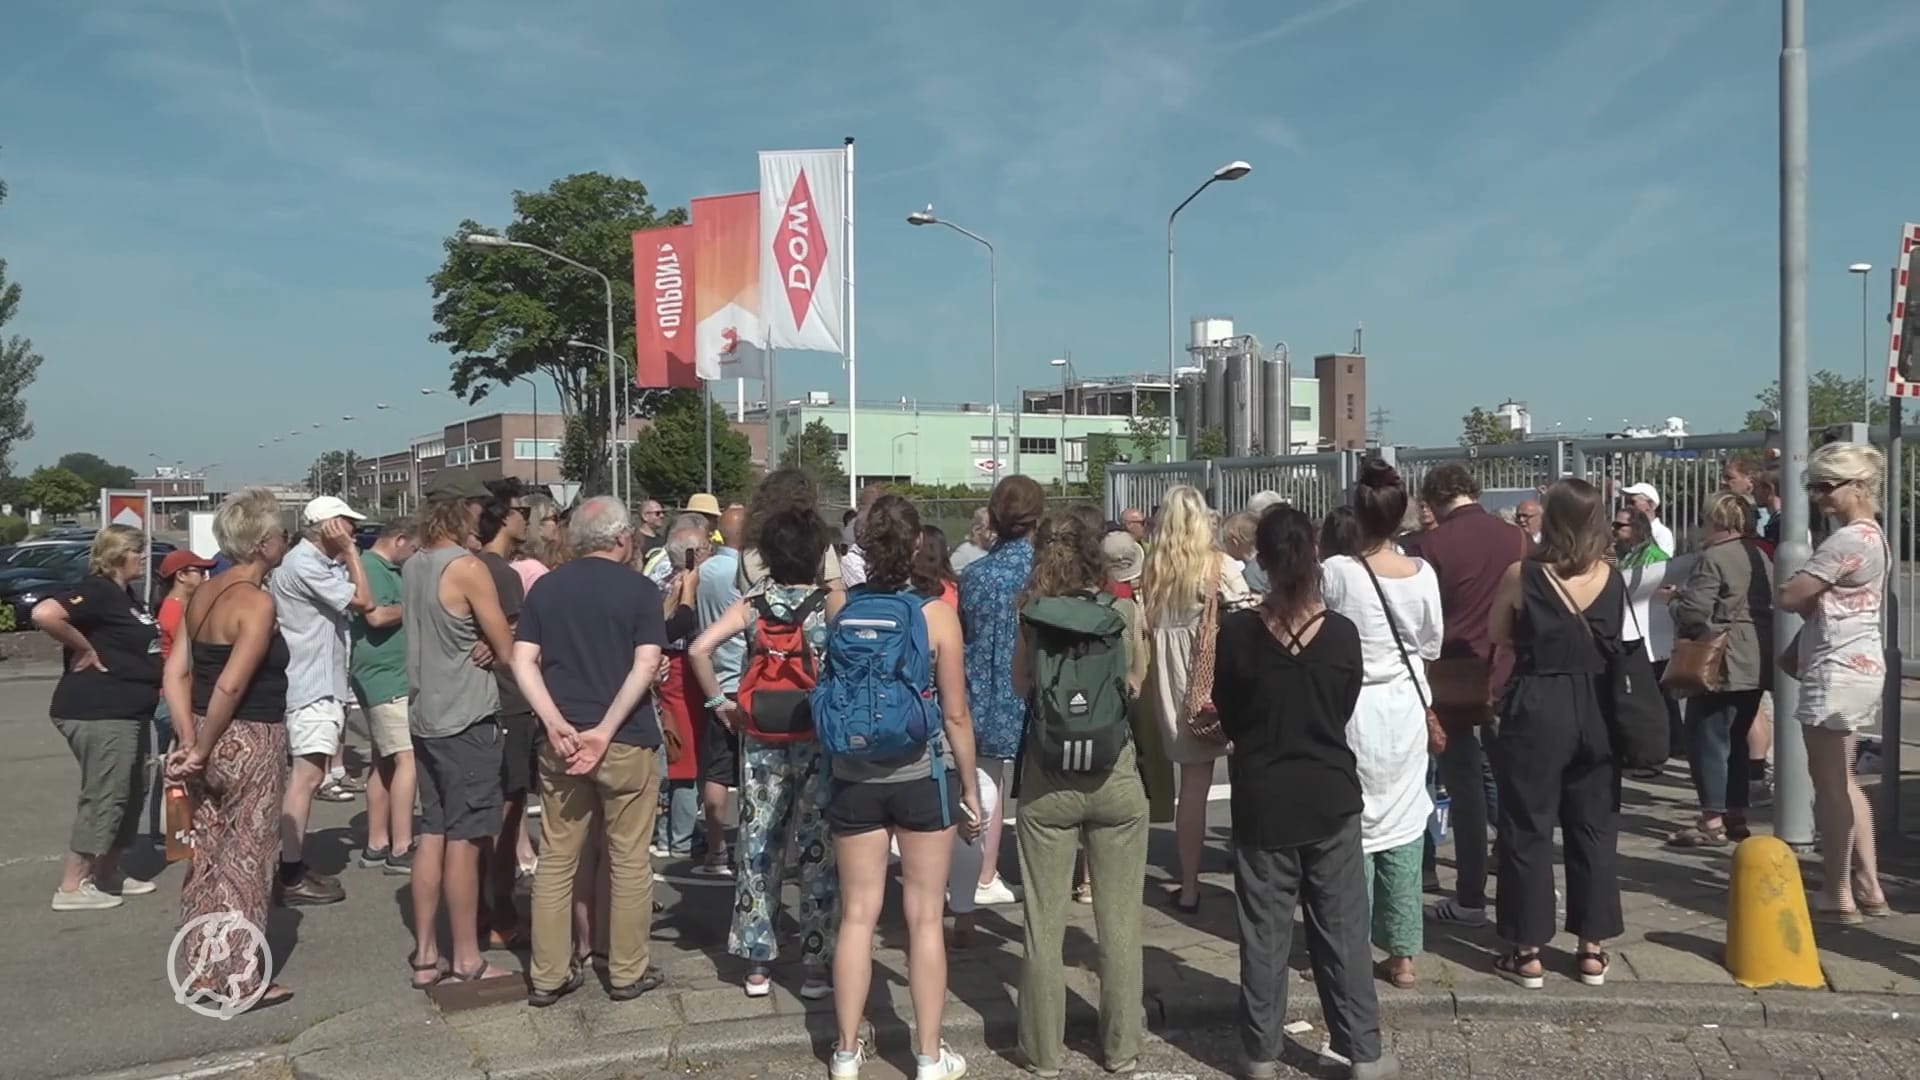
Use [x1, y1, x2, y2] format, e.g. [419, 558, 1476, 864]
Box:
[3, 0, 1919, 485]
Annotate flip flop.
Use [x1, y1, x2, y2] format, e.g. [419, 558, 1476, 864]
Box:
[447, 961, 511, 982]
[409, 956, 449, 991]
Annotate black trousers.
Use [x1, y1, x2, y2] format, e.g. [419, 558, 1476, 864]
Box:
[1491, 674, 1625, 947]
[1233, 818, 1384, 1067]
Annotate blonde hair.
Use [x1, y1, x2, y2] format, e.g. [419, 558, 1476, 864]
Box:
[523, 495, 569, 566]
[214, 487, 284, 563]
[1142, 485, 1216, 621]
[88, 524, 142, 578]
[1223, 511, 1258, 554]
[1703, 491, 1752, 536]
[1808, 442, 1885, 509]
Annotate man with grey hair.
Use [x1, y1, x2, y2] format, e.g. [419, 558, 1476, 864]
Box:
[1244, 489, 1287, 517]
[512, 495, 670, 1005]
[951, 506, 992, 574]
[643, 513, 712, 586]
[272, 495, 375, 906]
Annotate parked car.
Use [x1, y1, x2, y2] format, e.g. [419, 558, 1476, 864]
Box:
[0, 541, 176, 626]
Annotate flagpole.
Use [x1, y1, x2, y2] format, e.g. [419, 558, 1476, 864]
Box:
[767, 343, 778, 470]
[704, 378, 714, 493]
[843, 135, 858, 506]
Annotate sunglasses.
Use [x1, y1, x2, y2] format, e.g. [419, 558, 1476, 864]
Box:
[1806, 480, 1852, 495]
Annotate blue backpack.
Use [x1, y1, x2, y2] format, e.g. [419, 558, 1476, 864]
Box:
[812, 587, 942, 763]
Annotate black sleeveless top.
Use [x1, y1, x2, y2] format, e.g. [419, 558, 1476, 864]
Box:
[189, 581, 291, 723]
[1512, 561, 1623, 677]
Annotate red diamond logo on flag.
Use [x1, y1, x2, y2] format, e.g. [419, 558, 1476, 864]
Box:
[721, 327, 739, 354]
[773, 170, 829, 329]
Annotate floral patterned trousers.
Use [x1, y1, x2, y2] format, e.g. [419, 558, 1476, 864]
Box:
[729, 736, 838, 966]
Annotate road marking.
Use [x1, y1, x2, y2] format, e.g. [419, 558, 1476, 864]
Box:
[0, 853, 62, 869]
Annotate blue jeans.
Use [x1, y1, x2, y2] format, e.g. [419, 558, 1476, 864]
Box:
[1686, 690, 1765, 814]
[654, 778, 699, 854]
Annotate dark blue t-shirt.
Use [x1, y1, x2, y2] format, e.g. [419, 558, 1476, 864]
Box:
[515, 555, 667, 747]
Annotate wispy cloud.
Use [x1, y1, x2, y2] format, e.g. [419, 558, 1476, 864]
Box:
[214, 0, 278, 152]
[1220, 0, 1373, 54]
[1813, 7, 1920, 73]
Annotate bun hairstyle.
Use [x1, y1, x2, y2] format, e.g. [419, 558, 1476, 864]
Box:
[857, 493, 922, 589]
[1350, 457, 1409, 545]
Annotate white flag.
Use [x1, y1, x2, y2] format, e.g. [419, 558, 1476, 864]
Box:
[758, 148, 847, 354]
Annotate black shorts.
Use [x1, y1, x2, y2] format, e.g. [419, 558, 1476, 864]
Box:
[414, 718, 503, 842]
[827, 774, 960, 837]
[499, 712, 536, 799]
[699, 700, 740, 787]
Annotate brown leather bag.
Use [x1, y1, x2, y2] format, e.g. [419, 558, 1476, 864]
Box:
[1181, 558, 1227, 744]
[1661, 631, 1730, 697]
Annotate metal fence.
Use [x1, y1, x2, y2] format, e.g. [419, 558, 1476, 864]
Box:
[1107, 428, 1920, 673]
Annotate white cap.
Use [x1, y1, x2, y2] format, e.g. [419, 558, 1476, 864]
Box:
[1620, 482, 1661, 510]
[302, 495, 366, 525]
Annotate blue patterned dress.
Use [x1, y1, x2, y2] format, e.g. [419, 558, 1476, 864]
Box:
[959, 536, 1034, 761]
[729, 584, 838, 967]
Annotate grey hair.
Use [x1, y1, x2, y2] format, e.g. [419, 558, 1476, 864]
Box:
[568, 495, 632, 554]
[215, 486, 284, 563]
[1245, 490, 1287, 515]
[665, 513, 710, 567]
[969, 506, 992, 546]
[1497, 506, 1519, 525]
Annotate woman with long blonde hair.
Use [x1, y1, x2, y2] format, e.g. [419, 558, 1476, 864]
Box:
[1777, 442, 1892, 921]
[1142, 485, 1252, 912]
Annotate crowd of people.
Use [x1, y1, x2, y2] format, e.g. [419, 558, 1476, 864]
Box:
[29, 439, 1897, 1080]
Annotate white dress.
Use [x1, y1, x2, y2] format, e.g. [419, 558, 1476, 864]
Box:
[1321, 555, 1442, 855]
[1147, 553, 1254, 766]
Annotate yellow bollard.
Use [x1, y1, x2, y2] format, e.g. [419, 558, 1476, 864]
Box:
[1724, 835, 1824, 989]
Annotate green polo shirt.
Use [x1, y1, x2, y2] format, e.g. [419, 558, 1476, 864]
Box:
[349, 551, 408, 707]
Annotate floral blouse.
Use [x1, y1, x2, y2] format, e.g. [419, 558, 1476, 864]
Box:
[958, 535, 1034, 760]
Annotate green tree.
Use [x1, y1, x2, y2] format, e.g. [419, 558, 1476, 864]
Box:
[55, 452, 135, 491]
[1743, 372, 1888, 432]
[780, 418, 848, 498]
[429, 173, 686, 495]
[630, 389, 751, 505]
[305, 451, 359, 497]
[1082, 431, 1123, 499]
[0, 168, 46, 475]
[1459, 405, 1522, 447]
[22, 466, 91, 515]
[1126, 400, 1172, 464]
[1190, 426, 1227, 460]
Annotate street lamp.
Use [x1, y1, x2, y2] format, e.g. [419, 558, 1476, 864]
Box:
[1166, 160, 1252, 462]
[907, 206, 1000, 476]
[339, 415, 356, 499]
[1050, 356, 1071, 487]
[1850, 262, 1875, 424]
[462, 232, 618, 502]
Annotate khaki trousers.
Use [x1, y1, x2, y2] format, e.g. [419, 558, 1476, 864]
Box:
[529, 743, 659, 990]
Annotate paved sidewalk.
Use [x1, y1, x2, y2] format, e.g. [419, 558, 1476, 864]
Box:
[283, 768, 1920, 1080]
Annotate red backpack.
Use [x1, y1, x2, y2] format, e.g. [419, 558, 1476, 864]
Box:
[737, 589, 829, 743]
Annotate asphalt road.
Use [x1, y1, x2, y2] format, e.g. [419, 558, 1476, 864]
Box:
[677, 1020, 1920, 1079]
[0, 681, 1232, 1080]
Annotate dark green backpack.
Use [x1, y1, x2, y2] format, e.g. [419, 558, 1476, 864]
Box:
[1020, 593, 1131, 774]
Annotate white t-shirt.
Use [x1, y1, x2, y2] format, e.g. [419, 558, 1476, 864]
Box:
[1649, 518, 1677, 558]
[840, 544, 868, 588]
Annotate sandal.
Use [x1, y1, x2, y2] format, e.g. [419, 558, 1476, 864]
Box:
[1666, 825, 1729, 848]
[1495, 949, 1545, 990]
[251, 984, 295, 1012]
[744, 965, 773, 999]
[1576, 948, 1610, 987]
[1811, 904, 1865, 926]
[609, 965, 665, 1001]
[447, 961, 510, 983]
[527, 955, 586, 1008]
[1726, 819, 1752, 842]
[1376, 959, 1416, 990]
[409, 955, 450, 991]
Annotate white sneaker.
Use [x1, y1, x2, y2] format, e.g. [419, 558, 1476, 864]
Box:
[829, 1040, 867, 1079]
[973, 876, 1018, 906]
[51, 883, 123, 911]
[915, 1043, 966, 1080]
[97, 874, 157, 897]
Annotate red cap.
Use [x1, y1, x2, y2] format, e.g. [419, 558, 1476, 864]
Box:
[158, 551, 216, 579]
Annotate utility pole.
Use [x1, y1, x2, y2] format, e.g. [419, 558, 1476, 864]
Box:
[1369, 406, 1391, 448]
[1771, 0, 1814, 847]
